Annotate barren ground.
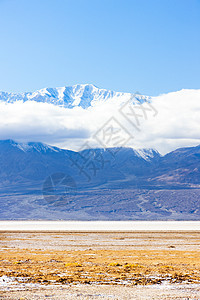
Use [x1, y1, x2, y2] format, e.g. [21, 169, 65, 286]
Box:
[0, 231, 200, 299]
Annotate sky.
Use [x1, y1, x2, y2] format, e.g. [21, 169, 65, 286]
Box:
[0, 0, 200, 96]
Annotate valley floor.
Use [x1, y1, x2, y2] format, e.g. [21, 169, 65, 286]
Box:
[1, 282, 200, 299]
[0, 231, 200, 299]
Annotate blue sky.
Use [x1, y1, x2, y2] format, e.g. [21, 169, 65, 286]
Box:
[0, 0, 200, 96]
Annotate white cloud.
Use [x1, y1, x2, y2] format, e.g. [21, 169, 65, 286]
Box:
[0, 89, 200, 154]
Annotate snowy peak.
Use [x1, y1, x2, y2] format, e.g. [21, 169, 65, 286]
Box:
[135, 148, 161, 161]
[15, 142, 61, 153]
[0, 84, 151, 109]
[0, 139, 60, 153]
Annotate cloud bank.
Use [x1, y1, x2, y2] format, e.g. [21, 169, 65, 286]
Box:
[0, 89, 200, 154]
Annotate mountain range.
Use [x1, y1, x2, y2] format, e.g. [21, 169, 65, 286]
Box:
[0, 84, 199, 220]
[0, 139, 199, 220]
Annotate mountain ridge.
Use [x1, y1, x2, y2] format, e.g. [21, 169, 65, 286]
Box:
[0, 138, 200, 220]
[0, 138, 199, 188]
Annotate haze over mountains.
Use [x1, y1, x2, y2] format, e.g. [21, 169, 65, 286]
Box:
[0, 139, 199, 220]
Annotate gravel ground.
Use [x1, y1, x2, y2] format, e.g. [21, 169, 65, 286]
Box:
[1, 283, 200, 299]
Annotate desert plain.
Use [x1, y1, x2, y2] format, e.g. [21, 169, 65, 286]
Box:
[0, 231, 200, 299]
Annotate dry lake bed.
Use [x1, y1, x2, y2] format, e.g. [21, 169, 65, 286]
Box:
[0, 228, 200, 299]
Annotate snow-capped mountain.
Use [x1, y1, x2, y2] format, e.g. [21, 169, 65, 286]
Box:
[0, 84, 151, 109]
